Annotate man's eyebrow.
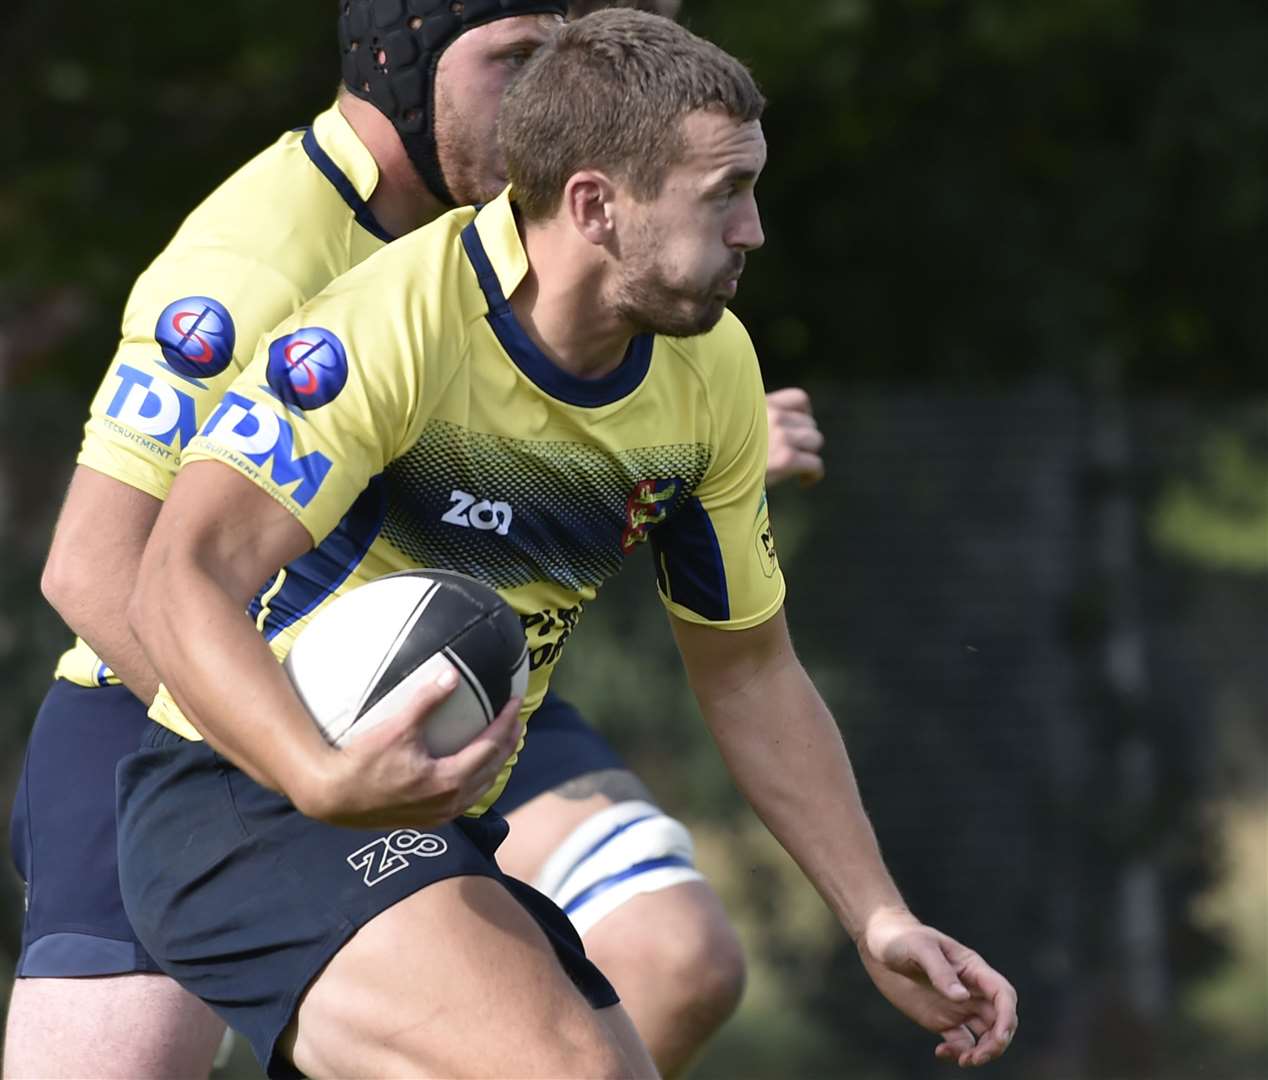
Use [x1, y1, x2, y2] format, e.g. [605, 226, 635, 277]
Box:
[490, 34, 549, 52]
[709, 166, 761, 187]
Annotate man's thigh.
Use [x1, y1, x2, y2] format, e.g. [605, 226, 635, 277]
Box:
[286, 875, 652, 1080]
[117, 726, 620, 1078]
[3, 974, 224, 1080]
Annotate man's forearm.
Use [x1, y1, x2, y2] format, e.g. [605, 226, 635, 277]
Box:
[41, 465, 164, 702]
[697, 657, 905, 939]
[130, 547, 335, 807]
[52, 585, 161, 703]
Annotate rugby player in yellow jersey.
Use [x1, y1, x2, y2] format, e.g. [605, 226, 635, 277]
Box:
[5, 4, 825, 1079]
[120, 11, 1018, 1078]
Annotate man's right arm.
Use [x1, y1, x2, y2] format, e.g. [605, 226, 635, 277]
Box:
[129, 458, 521, 828]
[42, 466, 163, 703]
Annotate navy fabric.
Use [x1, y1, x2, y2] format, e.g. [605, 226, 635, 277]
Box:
[116, 723, 617, 1079]
[9, 680, 160, 976]
[493, 690, 629, 814]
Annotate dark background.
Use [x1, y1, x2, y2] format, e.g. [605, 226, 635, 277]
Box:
[1, 1, 1265, 1077]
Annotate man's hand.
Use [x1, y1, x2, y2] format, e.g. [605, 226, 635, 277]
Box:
[858, 907, 1019, 1067]
[765, 387, 825, 488]
[301, 662, 523, 830]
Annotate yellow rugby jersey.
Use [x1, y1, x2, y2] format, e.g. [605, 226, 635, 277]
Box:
[153, 190, 785, 812]
[56, 103, 393, 687]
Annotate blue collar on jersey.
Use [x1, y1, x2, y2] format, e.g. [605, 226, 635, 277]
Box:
[301, 127, 395, 245]
[460, 214, 653, 409]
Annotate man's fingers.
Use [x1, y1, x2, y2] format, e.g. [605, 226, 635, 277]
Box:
[977, 986, 1019, 1064]
[907, 938, 971, 1002]
[765, 386, 813, 414]
[794, 453, 826, 486]
[960, 958, 1019, 1058]
[934, 1024, 976, 1059]
[444, 695, 523, 774]
[352, 657, 459, 751]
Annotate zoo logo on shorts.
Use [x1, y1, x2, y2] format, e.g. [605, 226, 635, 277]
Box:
[266, 327, 349, 411]
[347, 829, 449, 887]
[155, 296, 236, 379]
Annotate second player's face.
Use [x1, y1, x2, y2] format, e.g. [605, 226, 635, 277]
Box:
[612, 110, 767, 338]
[434, 14, 562, 206]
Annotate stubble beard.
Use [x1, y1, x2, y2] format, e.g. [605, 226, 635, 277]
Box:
[612, 249, 728, 340]
[432, 82, 503, 208]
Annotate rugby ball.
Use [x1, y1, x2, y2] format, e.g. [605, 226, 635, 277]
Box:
[283, 570, 529, 755]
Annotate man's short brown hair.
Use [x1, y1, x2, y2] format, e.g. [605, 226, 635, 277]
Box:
[499, 9, 764, 220]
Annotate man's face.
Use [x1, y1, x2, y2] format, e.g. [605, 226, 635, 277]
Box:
[611, 110, 767, 338]
[433, 14, 562, 206]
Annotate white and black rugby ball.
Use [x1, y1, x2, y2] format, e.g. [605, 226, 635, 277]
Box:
[284, 570, 529, 756]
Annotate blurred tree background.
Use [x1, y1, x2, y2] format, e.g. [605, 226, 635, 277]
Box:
[1, 1, 1265, 1077]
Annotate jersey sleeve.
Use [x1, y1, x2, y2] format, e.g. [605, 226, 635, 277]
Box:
[178, 277, 426, 547]
[77, 249, 308, 501]
[652, 315, 786, 630]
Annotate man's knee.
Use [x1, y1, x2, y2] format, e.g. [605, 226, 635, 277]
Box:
[593, 884, 747, 1025]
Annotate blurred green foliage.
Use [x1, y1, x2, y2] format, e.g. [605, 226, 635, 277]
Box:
[3, 1, 1267, 395]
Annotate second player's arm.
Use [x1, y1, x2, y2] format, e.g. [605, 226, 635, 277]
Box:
[42, 466, 164, 702]
[129, 459, 520, 827]
[671, 608, 1018, 1065]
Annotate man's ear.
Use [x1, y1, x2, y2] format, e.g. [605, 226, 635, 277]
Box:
[562, 170, 619, 246]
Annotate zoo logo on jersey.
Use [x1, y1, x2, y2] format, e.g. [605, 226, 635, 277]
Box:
[199, 390, 333, 507]
[155, 296, 236, 379]
[266, 327, 348, 411]
[104, 364, 198, 451]
[347, 829, 449, 887]
[621, 478, 681, 553]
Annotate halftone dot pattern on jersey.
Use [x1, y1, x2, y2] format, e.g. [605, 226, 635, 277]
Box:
[380, 419, 712, 592]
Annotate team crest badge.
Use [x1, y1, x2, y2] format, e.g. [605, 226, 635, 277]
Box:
[621, 478, 681, 553]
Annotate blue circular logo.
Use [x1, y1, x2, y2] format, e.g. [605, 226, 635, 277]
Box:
[266, 327, 349, 410]
[155, 296, 236, 378]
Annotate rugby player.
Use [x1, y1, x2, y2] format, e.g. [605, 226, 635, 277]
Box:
[119, 10, 1018, 1078]
[5, 3, 822, 1078]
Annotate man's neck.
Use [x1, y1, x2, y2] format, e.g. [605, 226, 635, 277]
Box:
[512, 220, 636, 381]
[338, 94, 450, 238]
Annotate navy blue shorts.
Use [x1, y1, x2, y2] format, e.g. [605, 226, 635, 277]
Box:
[116, 722, 618, 1079]
[9, 679, 160, 976]
[493, 690, 628, 814]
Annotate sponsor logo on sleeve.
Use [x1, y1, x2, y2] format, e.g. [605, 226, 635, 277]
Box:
[754, 490, 778, 578]
[155, 296, 236, 379]
[104, 364, 198, 453]
[266, 328, 349, 411]
[200, 391, 333, 507]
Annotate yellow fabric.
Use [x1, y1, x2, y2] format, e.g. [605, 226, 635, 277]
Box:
[154, 190, 785, 813]
[55, 104, 388, 687]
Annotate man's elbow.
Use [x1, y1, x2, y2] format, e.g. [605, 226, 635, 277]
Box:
[41, 542, 92, 631]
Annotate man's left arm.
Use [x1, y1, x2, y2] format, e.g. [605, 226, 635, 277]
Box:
[670, 608, 1019, 1068]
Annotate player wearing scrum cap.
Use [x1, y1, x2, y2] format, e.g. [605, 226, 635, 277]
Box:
[120, 10, 1016, 1078]
[6, 2, 822, 1077]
